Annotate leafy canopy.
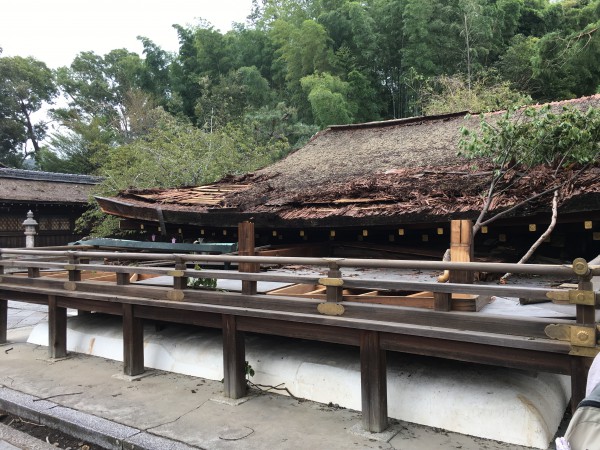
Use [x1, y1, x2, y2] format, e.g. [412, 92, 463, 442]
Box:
[460, 104, 600, 170]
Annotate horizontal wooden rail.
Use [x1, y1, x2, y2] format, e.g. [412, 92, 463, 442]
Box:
[1, 248, 596, 276]
[0, 261, 581, 302]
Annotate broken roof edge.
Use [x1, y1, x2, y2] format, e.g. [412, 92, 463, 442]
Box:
[326, 110, 470, 132]
[324, 93, 600, 133]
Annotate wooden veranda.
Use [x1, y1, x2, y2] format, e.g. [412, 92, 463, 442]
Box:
[0, 242, 598, 433]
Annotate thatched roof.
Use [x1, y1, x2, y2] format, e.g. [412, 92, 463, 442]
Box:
[97, 95, 600, 228]
[0, 168, 100, 204]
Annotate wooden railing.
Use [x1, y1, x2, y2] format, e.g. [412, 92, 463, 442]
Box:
[0, 247, 598, 433]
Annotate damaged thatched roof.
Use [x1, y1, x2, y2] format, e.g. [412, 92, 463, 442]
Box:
[96, 95, 600, 228]
[0, 168, 101, 204]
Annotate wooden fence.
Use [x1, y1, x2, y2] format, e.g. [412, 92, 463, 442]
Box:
[0, 246, 598, 433]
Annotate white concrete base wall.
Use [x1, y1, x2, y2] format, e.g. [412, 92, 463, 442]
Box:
[28, 314, 570, 448]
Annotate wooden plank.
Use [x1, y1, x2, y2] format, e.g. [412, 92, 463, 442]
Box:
[56, 297, 122, 315]
[380, 333, 572, 374]
[0, 299, 6, 344]
[48, 295, 67, 359]
[123, 303, 144, 376]
[222, 314, 247, 399]
[360, 330, 388, 432]
[237, 316, 361, 346]
[135, 305, 222, 329]
[238, 221, 257, 295]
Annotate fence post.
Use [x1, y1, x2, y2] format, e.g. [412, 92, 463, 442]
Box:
[360, 330, 388, 432]
[0, 299, 6, 345]
[222, 314, 246, 399]
[22, 211, 38, 249]
[123, 303, 144, 376]
[48, 295, 67, 359]
[326, 262, 343, 303]
[0, 251, 4, 344]
[238, 221, 257, 295]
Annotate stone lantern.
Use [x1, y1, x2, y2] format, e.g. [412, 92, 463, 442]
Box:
[22, 210, 38, 248]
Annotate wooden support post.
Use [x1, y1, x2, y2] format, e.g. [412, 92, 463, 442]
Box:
[67, 256, 87, 316]
[360, 330, 388, 433]
[326, 264, 343, 302]
[0, 299, 7, 344]
[569, 272, 596, 410]
[576, 278, 595, 325]
[172, 257, 188, 290]
[48, 295, 67, 359]
[449, 220, 473, 284]
[433, 292, 451, 312]
[570, 356, 593, 412]
[116, 272, 130, 286]
[67, 256, 81, 282]
[122, 303, 144, 376]
[222, 314, 247, 399]
[238, 221, 258, 295]
[28, 267, 40, 278]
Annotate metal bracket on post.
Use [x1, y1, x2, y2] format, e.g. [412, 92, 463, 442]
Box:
[318, 260, 345, 316]
[546, 289, 597, 306]
[545, 257, 600, 356]
[545, 324, 600, 357]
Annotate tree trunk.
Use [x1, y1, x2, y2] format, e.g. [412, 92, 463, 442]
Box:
[500, 190, 560, 283]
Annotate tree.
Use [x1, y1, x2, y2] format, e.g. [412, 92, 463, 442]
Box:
[55, 49, 146, 141]
[81, 108, 289, 236]
[459, 104, 600, 275]
[300, 72, 353, 127]
[0, 55, 57, 166]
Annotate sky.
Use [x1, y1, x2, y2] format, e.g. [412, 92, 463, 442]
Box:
[0, 0, 255, 68]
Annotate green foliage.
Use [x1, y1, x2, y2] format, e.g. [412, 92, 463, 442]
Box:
[187, 264, 217, 290]
[459, 104, 600, 168]
[81, 108, 289, 236]
[422, 73, 531, 115]
[4, 0, 600, 206]
[245, 361, 255, 378]
[0, 55, 57, 165]
[301, 72, 353, 126]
